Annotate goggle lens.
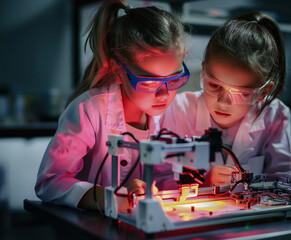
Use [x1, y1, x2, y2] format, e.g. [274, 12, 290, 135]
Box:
[137, 81, 164, 93]
[168, 76, 189, 90]
[136, 75, 189, 93]
[203, 78, 255, 104]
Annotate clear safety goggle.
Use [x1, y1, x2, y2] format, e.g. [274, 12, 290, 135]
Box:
[120, 62, 190, 93]
[200, 69, 271, 105]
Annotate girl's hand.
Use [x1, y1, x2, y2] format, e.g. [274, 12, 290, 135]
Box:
[127, 178, 158, 196]
[203, 165, 237, 186]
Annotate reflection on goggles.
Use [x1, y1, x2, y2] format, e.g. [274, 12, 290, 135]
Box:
[200, 70, 271, 105]
[121, 62, 190, 93]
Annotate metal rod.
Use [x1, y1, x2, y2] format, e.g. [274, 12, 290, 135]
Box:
[144, 164, 153, 199]
[118, 141, 140, 150]
[111, 155, 119, 188]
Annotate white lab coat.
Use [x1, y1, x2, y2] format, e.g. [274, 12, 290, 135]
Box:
[35, 83, 175, 208]
[159, 91, 291, 181]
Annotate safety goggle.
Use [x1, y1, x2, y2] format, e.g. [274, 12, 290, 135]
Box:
[120, 62, 190, 93]
[200, 69, 271, 105]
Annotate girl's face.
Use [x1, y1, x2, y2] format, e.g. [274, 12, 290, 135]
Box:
[120, 50, 184, 117]
[203, 56, 261, 129]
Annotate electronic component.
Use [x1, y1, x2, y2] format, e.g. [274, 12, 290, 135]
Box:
[101, 129, 291, 234]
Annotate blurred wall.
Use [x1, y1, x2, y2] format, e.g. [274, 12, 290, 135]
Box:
[0, 0, 73, 107]
[0, 0, 73, 212]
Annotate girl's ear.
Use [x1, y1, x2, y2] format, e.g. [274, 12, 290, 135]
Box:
[115, 72, 123, 84]
[257, 81, 274, 102]
[114, 65, 124, 84]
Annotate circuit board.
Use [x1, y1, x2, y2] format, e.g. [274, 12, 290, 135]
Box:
[116, 181, 291, 233]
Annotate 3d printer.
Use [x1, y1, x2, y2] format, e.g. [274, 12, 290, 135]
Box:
[98, 128, 291, 234]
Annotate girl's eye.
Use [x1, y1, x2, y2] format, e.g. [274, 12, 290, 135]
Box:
[208, 82, 221, 90]
[240, 91, 252, 97]
[137, 81, 163, 92]
[241, 92, 253, 100]
[210, 83, 218, 88]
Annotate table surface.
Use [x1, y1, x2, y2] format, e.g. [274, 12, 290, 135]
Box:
[24, 199, 291, 240]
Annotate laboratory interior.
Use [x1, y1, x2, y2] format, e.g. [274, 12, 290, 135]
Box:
[0, 0, 291, 239]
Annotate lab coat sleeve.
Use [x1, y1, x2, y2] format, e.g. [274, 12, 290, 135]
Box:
[263, 102, 291, 181]
[35, 97, 98, 208]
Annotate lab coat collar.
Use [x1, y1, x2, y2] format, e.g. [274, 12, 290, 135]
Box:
[245, 104, 266, 133]
[104, 83, 127, 132]
[230, 103, 266, 160]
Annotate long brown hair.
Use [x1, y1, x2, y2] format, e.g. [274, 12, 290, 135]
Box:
[67, 0, 185, 106]
[204, 12, 286, 117]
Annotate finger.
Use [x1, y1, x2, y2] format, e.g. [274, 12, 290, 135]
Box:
[139, 180, 147, 190]
[127, 179, 146, 193]
[218, 166, 237, 176]
[216, 175, 232, 185]
[225, 165, 238, 171]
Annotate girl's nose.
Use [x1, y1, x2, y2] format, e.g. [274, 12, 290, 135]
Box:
[155, 83, 169, 97]
[217, 90, 232, 104]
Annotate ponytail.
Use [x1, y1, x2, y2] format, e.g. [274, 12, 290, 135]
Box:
[255, 13, 286, 104]
[67, 0, 129, 106]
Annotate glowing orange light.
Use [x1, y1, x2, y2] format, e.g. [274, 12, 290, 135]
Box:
[224, 86, 240, 93]
[179, 213, 193, 221]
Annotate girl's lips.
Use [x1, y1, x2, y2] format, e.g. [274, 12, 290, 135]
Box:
[152, 103, 167, 109]
[215, 111, 231, 118]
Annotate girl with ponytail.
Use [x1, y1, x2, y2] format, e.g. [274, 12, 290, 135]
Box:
[160, 12, 291, 186]
[35, 0, 189, 211]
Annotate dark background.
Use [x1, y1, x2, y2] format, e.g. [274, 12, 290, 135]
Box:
[0, 0, 290, 239]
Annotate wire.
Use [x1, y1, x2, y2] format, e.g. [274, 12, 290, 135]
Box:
[221, 144, 245, 173]
[93, 131, 140, 201]
[93, 152, 109, 202]
[121, 131, 139, 143]
[196, 133, 209, 141]
[155, 128, 183, 140]
[114, 131, 143, 197]
[229, 180, 243, 192]
[197, 128, 244, 173]
[114, 155, 144, 197]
